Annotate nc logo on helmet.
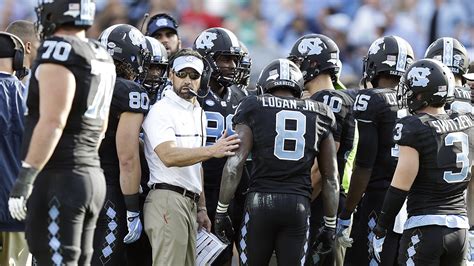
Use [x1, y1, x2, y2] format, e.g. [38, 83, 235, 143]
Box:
[407, 67, 430, 87]
[195, 32, 218, 50]
[298, 38, 323, 56]
[129, 28, 146, 48]
[368, 38, 384, 55]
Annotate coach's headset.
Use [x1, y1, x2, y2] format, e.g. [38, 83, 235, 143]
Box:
[0, 31, 28, 79]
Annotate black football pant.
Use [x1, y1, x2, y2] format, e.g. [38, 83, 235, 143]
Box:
[92, 184, 128, 266]
[398, 225, 468, 266]
[239, 192, 311, 265]
[346, 189, 400, 266]
[26, 167, 106, 265]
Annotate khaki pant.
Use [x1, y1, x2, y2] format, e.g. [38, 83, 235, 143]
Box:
[0, 232, 30, 266]
[144, 189, 197, 266]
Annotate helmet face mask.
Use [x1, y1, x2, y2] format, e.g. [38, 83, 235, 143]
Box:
[35, 0, 96, 40]
[193, 27, 244, 88]
[142, 36, 168, 91]
[256, 59, 304, 98]
[288, 34, 340, 84]
[397, 59, 455, 113]
[363, 36, 414, 87]
[214, 52, 242, 84]
[99, 24, 150, 78]
[236, 41, 251, 87]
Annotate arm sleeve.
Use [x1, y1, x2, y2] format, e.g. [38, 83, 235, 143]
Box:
[113, 79, 149, 114]
[36, 36, 83, 70]
[353, 90, 378, 124]
[142, 103, 176, 149]
[394, 116, 419, 148]
[232, 95, 258, 128]
[318, 105, 337, 141]
[353, 90, 381, 168]
[314, 103, 337, 152]
[354, 119, 378, 168]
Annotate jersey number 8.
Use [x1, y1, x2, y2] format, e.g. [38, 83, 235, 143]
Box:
[274, 110, 306, 161]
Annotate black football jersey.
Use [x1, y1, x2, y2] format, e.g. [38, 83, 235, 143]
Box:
[23, 36, 115, 169]
[311, 89, 355, 178]
[234, 94, 336, 198]
[445, 85, 472, 113]
[395, 112, 474, 217]
[99, 77, 149, 184]
[353, 88, 408, 189]
[198, 86, 247, 188]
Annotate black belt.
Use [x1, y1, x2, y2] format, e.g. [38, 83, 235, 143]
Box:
[151, 183, 200, 203]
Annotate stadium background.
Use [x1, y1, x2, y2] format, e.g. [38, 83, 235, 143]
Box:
[1, 0, 474, 88]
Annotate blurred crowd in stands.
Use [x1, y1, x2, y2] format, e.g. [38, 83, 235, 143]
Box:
[2, 0, 474, 88]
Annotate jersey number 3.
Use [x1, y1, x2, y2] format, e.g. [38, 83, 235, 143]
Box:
[443, 132, 470, 183]
[274, 110, 306, 161]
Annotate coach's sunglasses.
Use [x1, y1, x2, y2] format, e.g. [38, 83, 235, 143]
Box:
[174, 70, 201, 80]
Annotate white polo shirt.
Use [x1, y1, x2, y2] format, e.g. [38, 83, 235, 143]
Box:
[142, 89, 206, 194]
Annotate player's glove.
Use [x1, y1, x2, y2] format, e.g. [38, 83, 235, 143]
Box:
[123, 211, 142, 244]
[336, 217, 353, 248]
[313, 225, 336, 257]
[8, 163, 39, 221]
[468, 227, 474, 261]
[214, 212, 234, 245]
[371, 224, 386, 263]
[123, 193, 142, 243]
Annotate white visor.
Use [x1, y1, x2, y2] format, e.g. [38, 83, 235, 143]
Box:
[172, 55, 204, 75]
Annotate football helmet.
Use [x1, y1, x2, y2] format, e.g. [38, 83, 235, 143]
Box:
[237, 41, 251, 87]
[362, 36, 414, 88]
[424, 37, 469, 76]
[397, 59, 455, 113]
[288, 34, 340, 84]
[99, 24, 149, 77]
[35, 0, 96, 39]
[142, 36, 168, 91]
[193, 27, 244, 87]
[256, 59, 304, 98]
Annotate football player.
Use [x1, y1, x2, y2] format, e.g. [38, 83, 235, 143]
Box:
[193, 27, 250, 265]
[143, 36, 168, 104]
[337, 36, 415, 265]
[214, 58, 339, 265]
[288, 33, 355, 266]
[424, 37, 471, 114]
[372, 59, 473, 266]
[125, 36, 168, 266]
[8, 0, 116, 264]
[92, 24, 150, 265]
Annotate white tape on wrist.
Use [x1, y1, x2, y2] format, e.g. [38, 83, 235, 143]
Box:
[216, 202, 229, 213]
